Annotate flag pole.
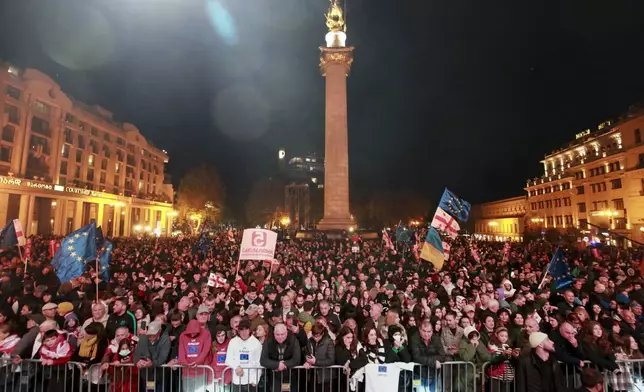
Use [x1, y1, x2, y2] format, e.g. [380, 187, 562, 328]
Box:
[16, 245, 26, 277]
[95, 250, 101, 304]
[537, 247, 558, 290]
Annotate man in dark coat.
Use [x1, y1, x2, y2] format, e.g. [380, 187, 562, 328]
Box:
[516, 332, 574, 392]
[260, 323, 301, 392]
[409, 319, 446, 392]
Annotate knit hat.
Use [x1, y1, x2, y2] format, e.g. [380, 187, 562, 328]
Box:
[464, 326, 478, 339]
[58, 302, 74, 316]
[529, 332, 548, 348]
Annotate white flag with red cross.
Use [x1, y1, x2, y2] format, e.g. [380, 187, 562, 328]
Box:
[431, 207, 460, 239]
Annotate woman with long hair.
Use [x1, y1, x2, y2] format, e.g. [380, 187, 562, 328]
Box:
[581, 321, 628, 391]
[335, 327, 367, 392]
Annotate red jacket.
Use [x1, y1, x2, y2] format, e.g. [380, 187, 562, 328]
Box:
[178, 320, 213, 379]
[212, 338, 231, 384]
[39, 334, 72, 365]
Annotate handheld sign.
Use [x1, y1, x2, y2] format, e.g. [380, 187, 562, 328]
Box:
[239, 229, 278, 261]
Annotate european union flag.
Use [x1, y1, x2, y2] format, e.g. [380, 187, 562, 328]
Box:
[438, 188, 471, 222]
[193, 232, 212, 255]
[51, 222, 97, 283]
[395, 221, 415, 243]
[420, 227, 445, 270]
[548, 248, 573, 290]
[95, 226, 104, 250]
[99, 239, 112, 282]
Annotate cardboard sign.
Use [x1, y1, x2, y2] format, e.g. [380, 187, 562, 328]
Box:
[239, 229, 278, 261]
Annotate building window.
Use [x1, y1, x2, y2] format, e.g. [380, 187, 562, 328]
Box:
[577, 185, 585, 195]
[114, 175, 120, 187]
[611, 179, 622, 189]
[614, 198, 624, 210]
[546, 200, 552, 208]
[61, 144, 70, 159]
[89, 140, 98, 154]
[31, 117, 50, 136]
[564, 197, 571, 206]
[554, 199, 561, 208]
[33, 101, 50, 116]
[579, 219, 588, 229]
[531, 202, 537, 211]
[103, 133, 110, 142]
[77, 135, 85, 150]
[4, 105, 19, 124]
[565, 215, 573, 225]
[60, 161, 68, 175]
[6, 85, 21, 100]
[74, 165, 81, 179]
[116, 137, 125, 146]
[555, 216, 563, 225]
[65, 113, 76, 124]
[87, 169, 94, 182]
[100, 171, 106, 184]
[116, 150, 124, 162]
[578, 203, 586, 213]
[88, 154, 95, 167]
[91, 127, 99, 137]
[76, 150, 83, 163]
[115, 162, 121, 174]
[0, 146, 11, 163]
[538, 201, 544, 209]
[637, 129, 642, 144]
[1, 126, 14, 143]
[547, 217, 554, 226]
[29, 135, 50, 155]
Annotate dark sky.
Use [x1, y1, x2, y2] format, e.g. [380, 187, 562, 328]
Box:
[2, 0, 644, 217]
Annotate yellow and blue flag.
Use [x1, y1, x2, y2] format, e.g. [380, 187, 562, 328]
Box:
[420, 227, 445, 270]
[438, 188, 471, 222]
[51, 222, 97, 283]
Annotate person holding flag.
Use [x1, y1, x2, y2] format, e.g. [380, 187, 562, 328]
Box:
[51, 222, 97, 284]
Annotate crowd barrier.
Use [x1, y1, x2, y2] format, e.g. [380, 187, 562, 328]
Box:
[5, 358, 644, 392]
[0, 358, 84, 392]
[87, 362, 216, 392]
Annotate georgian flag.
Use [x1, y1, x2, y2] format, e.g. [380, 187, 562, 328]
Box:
[382, 229, 394, 250]
[442, 241, 451, 260]
[227, 228, 235, 243]
[431, 207, 460, 239]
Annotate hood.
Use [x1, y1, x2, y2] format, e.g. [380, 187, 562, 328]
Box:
[185, 319, 202, 335]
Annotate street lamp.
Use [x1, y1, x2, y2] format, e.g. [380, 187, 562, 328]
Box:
[280, 217, 290, 226]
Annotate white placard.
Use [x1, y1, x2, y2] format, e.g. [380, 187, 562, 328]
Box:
[351, 246, 359, 253]
[207, 273, 217, 287]
[239, 229, 278, 261]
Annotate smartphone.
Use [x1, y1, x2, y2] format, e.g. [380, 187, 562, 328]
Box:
[141, 321, 147, 331]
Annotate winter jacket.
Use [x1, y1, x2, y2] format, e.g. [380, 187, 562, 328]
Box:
[409, 333, 446, 378]
[178, 320, 213, 379]
[261, 332, 302, 391]
[134, 332, 171, 381]
[39, 334, 72, 365]
[106, 311, 137, 339]
[308, 334, 336, 383]
[515, 351, 573, 392]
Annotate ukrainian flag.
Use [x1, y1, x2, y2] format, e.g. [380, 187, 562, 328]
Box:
[420, 227, 445, 270]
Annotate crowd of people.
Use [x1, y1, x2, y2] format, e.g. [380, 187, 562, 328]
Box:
[0, 231, 640, 392]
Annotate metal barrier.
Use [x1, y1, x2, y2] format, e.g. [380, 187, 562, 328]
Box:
[0, 358, 84, 392]
[400, 362, 477, 392]
[220, 365, 349, 392]
[88, 362, 216, 392]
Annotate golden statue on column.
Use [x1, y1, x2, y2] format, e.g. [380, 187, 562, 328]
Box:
[325, 0, 346, 33]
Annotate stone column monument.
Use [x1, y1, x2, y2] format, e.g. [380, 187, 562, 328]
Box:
[317, 0, 355, 231]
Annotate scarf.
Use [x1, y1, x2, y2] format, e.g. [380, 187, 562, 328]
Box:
[78, 335, 98, 361]
[40, 336, 71, 359]
[365, 339, 386, 364]
[0, 334, 20, 356]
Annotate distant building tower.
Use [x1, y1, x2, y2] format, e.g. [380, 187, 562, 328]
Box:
[285, 184, 310, 229]
[284, 153, 324, 228]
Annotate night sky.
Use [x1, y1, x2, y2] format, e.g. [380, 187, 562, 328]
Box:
[2, 0, 644, 217]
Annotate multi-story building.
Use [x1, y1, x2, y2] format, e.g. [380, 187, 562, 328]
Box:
[0, 63, 174, 237]
[472, 196, 527, 241]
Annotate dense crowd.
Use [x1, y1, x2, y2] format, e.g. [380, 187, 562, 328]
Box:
[0, 231, 642, 392]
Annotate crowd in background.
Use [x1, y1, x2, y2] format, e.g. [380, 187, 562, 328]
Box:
[0, 231, 640, 392]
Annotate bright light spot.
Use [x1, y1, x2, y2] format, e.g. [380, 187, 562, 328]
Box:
[212, 85, 270, 141]
[36, 3, 114, 71]
[205, 0, 238, 46]
[134, 225, 142, 232]
[279, 150, 286, 159]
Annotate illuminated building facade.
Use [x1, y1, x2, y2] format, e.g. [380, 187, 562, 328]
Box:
[476, 103, 644, 245]
[473, 196, 527, 241]
[0, 63, 174, 237]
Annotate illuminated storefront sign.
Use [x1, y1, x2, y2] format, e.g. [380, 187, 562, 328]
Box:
[0, 176, 104, 197]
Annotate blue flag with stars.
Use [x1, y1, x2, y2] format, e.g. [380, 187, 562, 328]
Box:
[99, 239, 112, 282]
[192, 232, 212, 255]
[548, 248, 573, 290]
[395, 221, 412, 243]
[438, 188, 471, 222]
[51, 222, 97, 283]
